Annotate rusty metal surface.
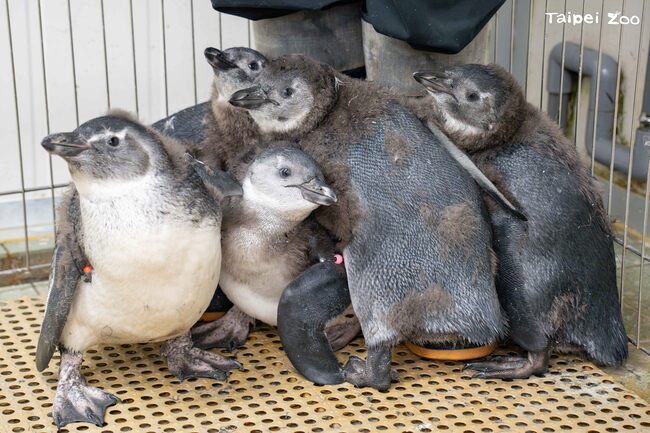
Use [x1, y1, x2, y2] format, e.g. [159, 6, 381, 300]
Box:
[1, 297, 649, 433]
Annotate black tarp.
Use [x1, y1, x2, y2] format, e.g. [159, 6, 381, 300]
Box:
[211, 0, 504, 54]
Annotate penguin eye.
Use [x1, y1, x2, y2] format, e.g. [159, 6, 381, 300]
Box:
[282, 88, 294, 98]
[108, 136, 120, 147]
[467, 92, 479, 102]
[248, 62, 259, 71]
[279, 167, 291, 178]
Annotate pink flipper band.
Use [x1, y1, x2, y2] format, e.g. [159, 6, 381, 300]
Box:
[334, 254, 344, 265]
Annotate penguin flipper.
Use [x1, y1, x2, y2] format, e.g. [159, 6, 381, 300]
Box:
[277, 261, 349, 385]
[426, 122, 528, 221]
[36, 192, 84, 372]
[151, 101, 210, 145]
[187, 155, 243, 200]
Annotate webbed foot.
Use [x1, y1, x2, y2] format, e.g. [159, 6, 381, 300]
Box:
[191, 306, 253, 351]
[52, 351, 118, 428]
[464, 350, 549, 379]
[325, 314, 361, 351]
[342, 346, 397, 391]
[162, 332, 241, 382]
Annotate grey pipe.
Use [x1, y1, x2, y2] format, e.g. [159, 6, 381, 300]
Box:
[547, 42, 649, 180]
[642, 46, 650, 128]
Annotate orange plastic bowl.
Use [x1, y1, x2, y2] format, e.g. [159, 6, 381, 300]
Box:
[199, 311, 226, 322]
[405, 341, 497, 361]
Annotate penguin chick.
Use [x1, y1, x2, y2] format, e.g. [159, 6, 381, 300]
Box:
[413, 64, 628, 379]
[36, 112, 242, 428]
[229, 55, 505, 390]
[190, 145, 360, 350]
[151, 47, 268, 150]
[197, 47, 269, 174]
[220, 144, 337, 326]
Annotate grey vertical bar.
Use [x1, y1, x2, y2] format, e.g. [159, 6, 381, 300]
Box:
[161, 0, 169, 116]
[509, 0, 515, 73]
[5, 0, 32, 270]
[247, 17, 251, 48]
[190, 0, 198, 105]
[607, 1, 625, 217]
[637, 155, 650, 348]
[66, 0, 80, 126]
[572, 0, 586, 147]
[524, 0, 533, 96]
[494, 8, 499, 64]
[37, 0, 57, 232]
[620, 0, 646, 310]
[129, 0, 139, 114]
[100, 0, 111, 109]
[218, 12, 223, 49]
[557, 0, 567, 126]
[539, 0, 549, 111]
[590, 0, 606, 175]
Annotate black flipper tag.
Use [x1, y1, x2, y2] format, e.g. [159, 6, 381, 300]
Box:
[427, 122, 528, 221]
[187, 154, 243, 200]
[277, 261, 350, 385]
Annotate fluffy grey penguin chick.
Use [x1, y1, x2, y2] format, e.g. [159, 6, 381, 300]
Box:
[36, 112, 242, 428]
[191, 145, 360, 351]
[229, 55, 505, 390]
[197, 47, 269, 173]
[412, 64, 628, 378]
[151, 47, 268, 146]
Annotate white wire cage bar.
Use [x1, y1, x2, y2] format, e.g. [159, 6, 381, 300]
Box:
[1, 0, 649, 353]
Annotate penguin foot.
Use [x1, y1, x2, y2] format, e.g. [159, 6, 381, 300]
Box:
[191, 306, 253, 351]
[51, 349, 119, 428]
[325, 316, 361, 351]
[342, 355, 398, 391]
[463, 355, 525, 371]
[464, 351, 549, 379]
[163, 332, 242, 382]
[52, 384, 118, 428]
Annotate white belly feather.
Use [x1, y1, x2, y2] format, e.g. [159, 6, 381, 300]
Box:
[60, 182, 221, 352]
[219, 260, 292, 326]
[219, 227, 296, 326]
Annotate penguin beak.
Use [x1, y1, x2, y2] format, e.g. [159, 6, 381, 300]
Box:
[229, 86, 279, 109]
[413, 71, 458, 102]
[41, 133, 91, 158]
[204, 47, 238, 71]
[296, 178, 338, 206]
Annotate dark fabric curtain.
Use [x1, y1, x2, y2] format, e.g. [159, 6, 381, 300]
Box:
[363, 0, 504, 54]
[210, 0, 357, 20]
[211, 0, 503, 53]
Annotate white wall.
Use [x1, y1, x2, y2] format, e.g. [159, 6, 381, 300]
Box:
[1, 0, 649, 198]
[0, 0, 251, 197]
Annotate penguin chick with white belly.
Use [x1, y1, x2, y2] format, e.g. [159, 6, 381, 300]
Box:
[36, 112, 242, 428]
[192, 144, 342, 342]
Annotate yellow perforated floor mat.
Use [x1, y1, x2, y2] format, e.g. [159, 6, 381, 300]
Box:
[1, 297, 649, 433]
